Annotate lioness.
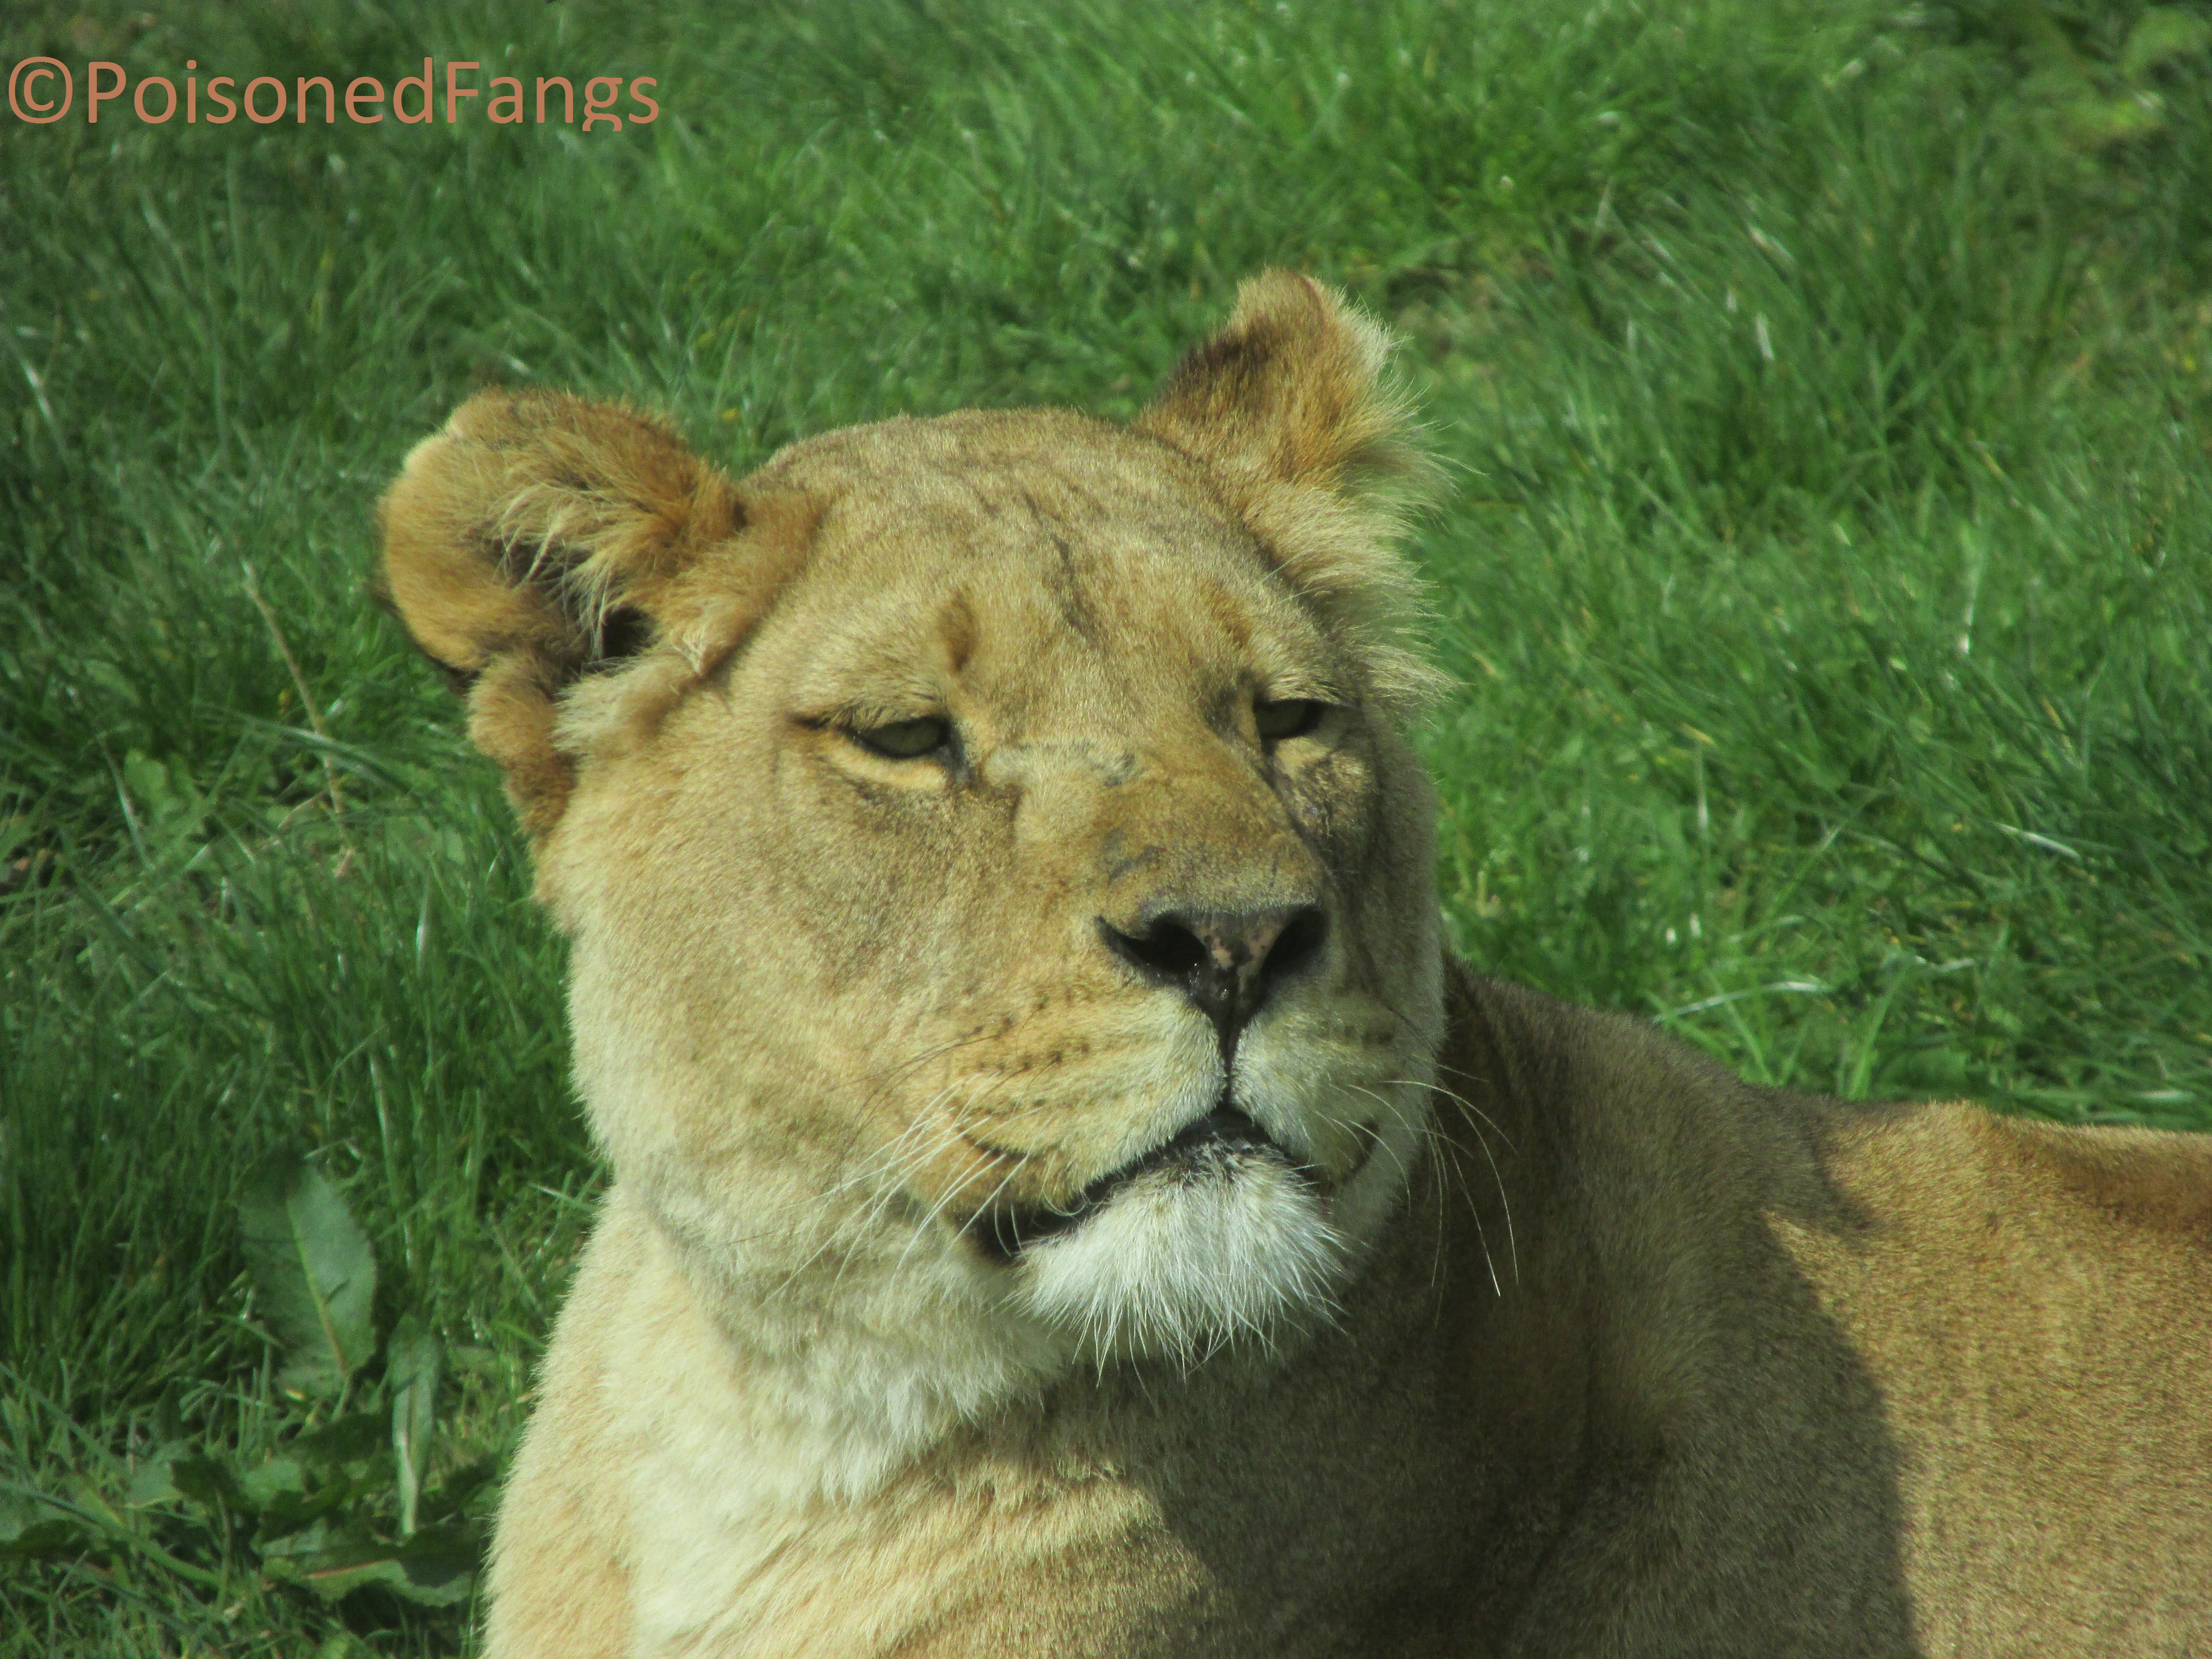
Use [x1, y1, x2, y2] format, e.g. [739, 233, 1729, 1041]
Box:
[377, 273, 2212, 1657]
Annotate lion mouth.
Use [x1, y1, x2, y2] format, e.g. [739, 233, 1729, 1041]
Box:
[971, 1106, 1313, 1263]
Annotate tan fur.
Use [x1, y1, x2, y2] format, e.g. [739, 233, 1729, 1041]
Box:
[376, 273, 2212, 1657]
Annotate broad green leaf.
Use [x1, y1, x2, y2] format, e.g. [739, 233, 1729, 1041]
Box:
[168, 1455, 247, 1515]
[289, 1411, 388, 1468]
[0, 1516, 86, 1561]
[257, 1519, 336, 1561]
[239, 1151, 377, 1395]
[2, 1479, 228, 1590]
[261, 1524, 478, 1607]
[123, 1439, 196, 1507]
[238, 1456, 308, 1512]
[2064, 90, 2168, 149]
[2121, 8, 2212, 81]
[388, 1316, 442, 1538]
[419, 1457, 499, 1528]
[0, 1491, 50, 1545]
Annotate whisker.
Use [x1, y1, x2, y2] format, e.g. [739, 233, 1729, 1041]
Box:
[764, 1114, 971, 1302]
[1391, 1071, 1517, 1154]
[879, 1068, 1034, 1283]
[1387, 1077, 1519, 1288]
[1346, 1081, 1491, 1298]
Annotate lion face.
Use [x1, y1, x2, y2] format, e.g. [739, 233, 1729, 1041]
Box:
[381, 274, 1445, 1371]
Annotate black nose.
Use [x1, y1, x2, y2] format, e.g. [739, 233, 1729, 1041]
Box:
[1097, 904, 1328, 1048]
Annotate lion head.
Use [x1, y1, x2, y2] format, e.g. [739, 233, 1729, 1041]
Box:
[380, 272, 1448, 1402]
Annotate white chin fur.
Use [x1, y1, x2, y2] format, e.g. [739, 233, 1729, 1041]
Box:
[1012, 1151, 1348, 1365]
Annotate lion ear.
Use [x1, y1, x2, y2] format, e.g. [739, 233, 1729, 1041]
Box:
[376, 390, 753, 834]
[1135, 270, 1444, 714]
[1134, 269, 1413, 501]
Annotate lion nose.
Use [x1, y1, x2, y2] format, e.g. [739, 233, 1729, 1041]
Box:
[1096, 904, 1328, 1045]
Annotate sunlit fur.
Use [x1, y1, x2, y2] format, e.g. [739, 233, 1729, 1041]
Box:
[1016, 1151, 1348, 1364]
[377, 269, 1457, 1654]
[376, 270, 2212, 1659]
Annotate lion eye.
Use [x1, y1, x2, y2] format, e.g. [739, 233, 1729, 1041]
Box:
[1254, 698, 1326, 743]
[851, 716, 952, 760]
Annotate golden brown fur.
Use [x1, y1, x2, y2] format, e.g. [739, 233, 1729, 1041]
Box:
[376, 271, 2212, 1656]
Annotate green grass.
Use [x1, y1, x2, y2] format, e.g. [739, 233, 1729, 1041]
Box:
[3, 0, 2209, 1649]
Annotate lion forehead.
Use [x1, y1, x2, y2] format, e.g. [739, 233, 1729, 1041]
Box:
[744, 419, 1342, 733]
